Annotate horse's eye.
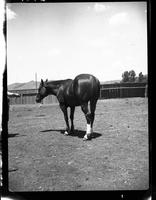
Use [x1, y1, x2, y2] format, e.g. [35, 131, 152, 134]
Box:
[40, 87, 46, 95]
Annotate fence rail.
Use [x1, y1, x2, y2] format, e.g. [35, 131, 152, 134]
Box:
[100, 86, 146, 99]
[8, 83, 147, 105]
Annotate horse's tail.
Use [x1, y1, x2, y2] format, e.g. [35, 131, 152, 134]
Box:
[93, 76, 100, 100]
[97, 78, 101, 99]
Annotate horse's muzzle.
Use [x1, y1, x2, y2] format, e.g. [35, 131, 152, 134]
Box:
[36, 97, 41, 103]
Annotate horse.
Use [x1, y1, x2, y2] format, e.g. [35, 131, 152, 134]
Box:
[36, 74, 100, 140]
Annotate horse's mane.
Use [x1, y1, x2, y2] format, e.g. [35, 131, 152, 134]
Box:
[47, 79, 72, 86]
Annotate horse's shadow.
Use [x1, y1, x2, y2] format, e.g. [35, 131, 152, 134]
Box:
[40, 129, 102, 140]
[8, 133, 26, 138]
[8, 133, 20, 138]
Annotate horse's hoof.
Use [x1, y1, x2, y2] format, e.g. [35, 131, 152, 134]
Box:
[83, 137, 88, 141]
[83, 133, 92, 141]
[83, 135, 90, 141]
[64, 131, 69, 135]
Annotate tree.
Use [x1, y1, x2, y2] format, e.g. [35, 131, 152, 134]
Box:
[128, 70, 136, 82]
[138, 72, 144, 82]
[121, 70, 147, 83]
[122, 71, 129, 82]
[121, 70, 136, 82]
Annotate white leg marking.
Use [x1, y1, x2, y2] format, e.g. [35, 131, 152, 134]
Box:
[64, 131, 69, 135]
[83, 124, 92, 140]
[86, 124, 91, 134]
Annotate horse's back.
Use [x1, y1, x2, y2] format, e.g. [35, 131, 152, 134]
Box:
[73, 74, 100, 102]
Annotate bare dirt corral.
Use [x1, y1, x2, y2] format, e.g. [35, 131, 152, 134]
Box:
[8, 98, 149, 191]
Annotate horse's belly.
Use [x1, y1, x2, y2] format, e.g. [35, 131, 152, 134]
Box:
[65, 96, 80, 107]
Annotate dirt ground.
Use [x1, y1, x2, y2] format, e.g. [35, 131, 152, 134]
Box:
[8, 98, 149, 191]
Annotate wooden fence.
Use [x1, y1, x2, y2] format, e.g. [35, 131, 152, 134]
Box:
[100, 86, 146, 99]
[100, 82, 147, 99]
[8, 82, 147, 105]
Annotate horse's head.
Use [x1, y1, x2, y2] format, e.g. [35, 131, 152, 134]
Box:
[36, 79, 48, 103]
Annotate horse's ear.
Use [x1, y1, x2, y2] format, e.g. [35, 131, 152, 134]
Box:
[44, 79, 48, 87]
[41, 79, 44, 85]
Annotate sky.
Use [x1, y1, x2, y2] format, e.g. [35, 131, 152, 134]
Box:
[7, 2, 147, 84]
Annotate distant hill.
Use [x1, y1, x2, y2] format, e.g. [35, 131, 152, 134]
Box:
[8, 79, 121, 90]
[8, 81, 40, 90]
[100, 80, 121, 84]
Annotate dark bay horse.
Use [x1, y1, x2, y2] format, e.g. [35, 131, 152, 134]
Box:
[36, 74, 100, 140]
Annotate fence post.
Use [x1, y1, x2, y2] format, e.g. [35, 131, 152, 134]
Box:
[145, 84, 148, 97]
[120, 86, 122, 98]
[20, 94, 23, 104]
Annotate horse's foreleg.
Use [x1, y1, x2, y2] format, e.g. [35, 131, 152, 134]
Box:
[81, 103, 92, 140]
[60, 104, 70, 135]
[70, 106, 75, 134]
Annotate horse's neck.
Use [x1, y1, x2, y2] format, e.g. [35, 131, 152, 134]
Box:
[46, 84, 59, 96]
[46, 81, 64, 96]
[47, 79, 71, 96]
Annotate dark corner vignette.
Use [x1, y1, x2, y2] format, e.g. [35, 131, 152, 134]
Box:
[2, 67, 9, 193]
[1, 3, 8, 195]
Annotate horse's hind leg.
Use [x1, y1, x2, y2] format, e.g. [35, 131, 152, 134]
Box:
[81, 103, 92, 140]
[70, 106, 75, 134]
[90, 99, 98, 133]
